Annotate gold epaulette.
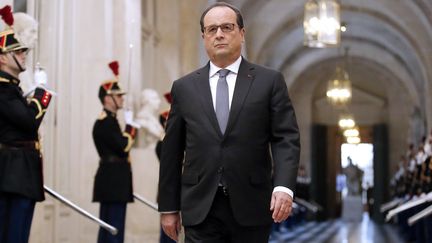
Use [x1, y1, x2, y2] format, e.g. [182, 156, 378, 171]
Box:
[98, 110, 107, 120]
[0, 77, 19, 85]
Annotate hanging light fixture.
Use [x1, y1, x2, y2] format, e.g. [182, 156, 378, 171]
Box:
[327, 47, 351, 106]
[326, 66, 351, 105]
[343, 126, 359, 137]
[347, 136, 361, 144]
[338, 113, 355, 129]
[340, 120, 361, 144]
[304, 0, 341, 48]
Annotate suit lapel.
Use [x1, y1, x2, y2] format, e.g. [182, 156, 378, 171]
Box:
[224, 59, 255, 137]
[193, 63, 223, 137]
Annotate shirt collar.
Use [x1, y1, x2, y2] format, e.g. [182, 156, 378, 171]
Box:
[209, 56, 242, 78]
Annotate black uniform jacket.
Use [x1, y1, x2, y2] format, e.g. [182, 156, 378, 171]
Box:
[92, 109, 136, 203]
[0, 70, 51, 201]
[159, 59, 300, 226]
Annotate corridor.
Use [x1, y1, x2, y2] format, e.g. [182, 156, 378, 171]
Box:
[269, 214, 404, 243]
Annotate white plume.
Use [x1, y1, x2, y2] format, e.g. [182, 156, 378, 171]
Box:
[13, 12, 38, 49]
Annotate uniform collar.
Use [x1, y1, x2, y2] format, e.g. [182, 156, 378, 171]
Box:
[0, 70, 20, 86]
[103, 108, 117, 118]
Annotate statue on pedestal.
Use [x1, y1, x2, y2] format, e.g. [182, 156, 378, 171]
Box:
[343, 156, 364, 196]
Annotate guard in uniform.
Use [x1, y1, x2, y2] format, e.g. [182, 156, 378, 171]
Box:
[0, 5, 53, 243]
[92, 61, 139, 243]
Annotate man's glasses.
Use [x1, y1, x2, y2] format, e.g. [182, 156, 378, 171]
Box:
[203, 23, 237, 36]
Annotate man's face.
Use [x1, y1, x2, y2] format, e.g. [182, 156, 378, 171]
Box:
[112, 94, 124, 109]
[0, 49, 28, 75]
[13, 49, 27, 70]
[104, 94, 124, 111]
[202, 6, 245, 67]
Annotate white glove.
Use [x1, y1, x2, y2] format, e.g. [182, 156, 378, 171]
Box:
[34, 66, 47, 87]
[33, 64, 57, 96]
[124, 110, 134, 124]
[124, 110, 141, 128]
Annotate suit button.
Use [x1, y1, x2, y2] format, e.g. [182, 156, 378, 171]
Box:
[221, 141, 227, 148]
[217, 167, 224, 173]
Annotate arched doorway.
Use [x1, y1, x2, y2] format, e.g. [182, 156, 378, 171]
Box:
[310, 124, 388, 222]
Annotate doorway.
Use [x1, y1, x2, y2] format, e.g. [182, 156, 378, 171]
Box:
[311, 124, 388, 221]
[340, 143, 374, 220]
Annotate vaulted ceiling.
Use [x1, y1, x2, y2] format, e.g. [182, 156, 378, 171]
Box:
[229, 0, 432, 128]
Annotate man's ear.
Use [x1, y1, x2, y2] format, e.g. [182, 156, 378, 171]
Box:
[103, 95, 110, 106]
[241, 28, 245, 43]
[0, 54, 7, 66]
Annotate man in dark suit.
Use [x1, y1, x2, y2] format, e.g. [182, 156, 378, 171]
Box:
[158, 2, 300, 243]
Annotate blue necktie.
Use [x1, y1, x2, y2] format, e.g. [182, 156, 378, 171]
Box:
[216, 69, 230, 134]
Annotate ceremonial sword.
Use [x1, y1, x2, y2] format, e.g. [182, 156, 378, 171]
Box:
[44, 185, 118, 235]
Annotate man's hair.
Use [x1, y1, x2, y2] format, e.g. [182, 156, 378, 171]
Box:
[199, 2, 244, 33]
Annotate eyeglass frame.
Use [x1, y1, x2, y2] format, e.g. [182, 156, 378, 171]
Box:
[203, 23, 239, 36]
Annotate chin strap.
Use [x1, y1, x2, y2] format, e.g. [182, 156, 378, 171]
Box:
[110, 95, 120, 110]
[10, 52, 25, 72]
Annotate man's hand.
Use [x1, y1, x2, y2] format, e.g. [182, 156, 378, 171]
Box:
[123, 110, 141, 128]
[161, 212, 181, 242]
[34, 67, 48, 87]
[124, 110, 134, 124]
[270, 191, 293, 223]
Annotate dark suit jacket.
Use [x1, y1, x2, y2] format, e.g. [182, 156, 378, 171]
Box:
[158, 58, 300, 227]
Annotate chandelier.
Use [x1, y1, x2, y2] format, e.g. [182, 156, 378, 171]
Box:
[338, 114, 361, 144]
[304, 0, 341, 48]
[347, 136, 361, 144]
[345, 126, 361, 144]
[326, 66, 351, 105]
[338, 114, 355, 129]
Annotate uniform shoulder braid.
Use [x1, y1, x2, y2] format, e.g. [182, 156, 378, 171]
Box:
[98, 109, 117, 120]
[0, 70, 20, 85]
[98, 110, 108, 120]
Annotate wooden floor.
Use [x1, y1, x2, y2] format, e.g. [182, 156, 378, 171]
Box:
[269, 214, 405, 243]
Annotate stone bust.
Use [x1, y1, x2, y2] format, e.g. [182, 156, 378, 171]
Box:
[135, 89, 164, 147]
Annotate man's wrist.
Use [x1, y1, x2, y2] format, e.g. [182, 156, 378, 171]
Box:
[273, 186, 294, 199]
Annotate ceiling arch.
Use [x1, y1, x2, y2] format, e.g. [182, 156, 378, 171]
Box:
[231, 0, 432, 125]
[225, 0, 432, 172]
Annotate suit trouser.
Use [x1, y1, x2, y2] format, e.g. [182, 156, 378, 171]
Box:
[0, 193, 35, 243]
[97, 202, 126, 243]
[184, 187, 272, 243]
